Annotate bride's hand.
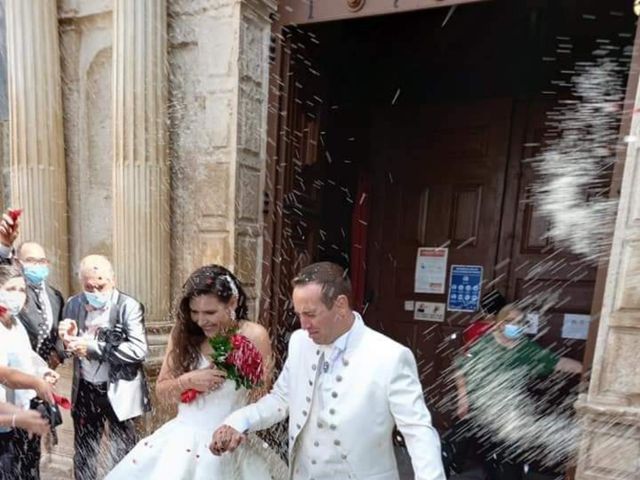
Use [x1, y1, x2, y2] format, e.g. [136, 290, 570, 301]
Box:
[182, 368, 226, 392]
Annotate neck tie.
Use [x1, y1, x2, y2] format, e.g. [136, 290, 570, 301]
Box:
[30, 284, 50, 355]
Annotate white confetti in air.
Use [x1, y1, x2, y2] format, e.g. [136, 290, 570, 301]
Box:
[392, 89, 401, 105]
[531, 56, 627, 262]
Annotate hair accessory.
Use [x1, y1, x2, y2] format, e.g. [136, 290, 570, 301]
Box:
[223, 274, 239, 298]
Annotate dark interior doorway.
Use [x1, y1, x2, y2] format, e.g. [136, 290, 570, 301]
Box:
[263, 0, 636, 442]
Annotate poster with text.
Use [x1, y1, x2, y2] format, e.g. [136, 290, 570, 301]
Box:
[447, 265, 483, 312]
[414, 247, 448, 294]
[413, 301, 446, 322]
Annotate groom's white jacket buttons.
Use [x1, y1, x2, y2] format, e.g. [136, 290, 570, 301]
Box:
[223, 313, 446, 480]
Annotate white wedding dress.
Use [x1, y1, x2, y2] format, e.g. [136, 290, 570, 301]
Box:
[105, 357, 287, 480]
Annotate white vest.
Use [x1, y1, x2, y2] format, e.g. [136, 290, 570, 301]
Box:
[294, 349, 352, 479]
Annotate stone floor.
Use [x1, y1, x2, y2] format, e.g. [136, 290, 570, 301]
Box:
[41, 445, 561, 480]
[34, 363, 545, 479]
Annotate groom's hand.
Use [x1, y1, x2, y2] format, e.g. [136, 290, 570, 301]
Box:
[210, 425, 246, 456]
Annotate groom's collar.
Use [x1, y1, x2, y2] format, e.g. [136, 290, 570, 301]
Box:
[328, 312, 364, 354]
[333, 314, 355, 352]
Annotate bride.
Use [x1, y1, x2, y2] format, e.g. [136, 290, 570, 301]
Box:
[106, 265, 286, 479]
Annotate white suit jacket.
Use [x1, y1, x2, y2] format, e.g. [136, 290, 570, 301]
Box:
[224, 313, 445, 480]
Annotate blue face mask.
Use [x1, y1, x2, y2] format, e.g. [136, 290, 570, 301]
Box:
[23, 265, 50, 285]
[503, 324, 525, 340]
[84, 291, 110, 309]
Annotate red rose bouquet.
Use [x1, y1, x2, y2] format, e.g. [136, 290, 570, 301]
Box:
[180, 328, 263, 403]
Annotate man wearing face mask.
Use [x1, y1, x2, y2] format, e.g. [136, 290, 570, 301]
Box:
[59, 254, 150, 480]
[453, 304, 582, 480]
[13, 243, 65, 370]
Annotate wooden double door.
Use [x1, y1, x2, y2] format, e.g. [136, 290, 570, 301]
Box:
[364, 99, 596, 428]
[264, 28, 598, 433]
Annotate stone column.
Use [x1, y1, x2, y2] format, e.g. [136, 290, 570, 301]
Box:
[112, 0, 171, 368]
[169, 0, 276, 318]
[5, 0, 69, 293]
[575, 78, 640, 477]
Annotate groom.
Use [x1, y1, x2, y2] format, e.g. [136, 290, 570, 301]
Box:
[210, 261, 445, 479]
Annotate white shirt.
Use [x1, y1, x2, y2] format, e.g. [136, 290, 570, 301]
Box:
[79, 292, 116, 384]
[318, 318, 354, 375]
[0, 318, 44, 431]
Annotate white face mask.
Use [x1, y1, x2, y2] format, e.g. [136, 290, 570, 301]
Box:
[0, 290, 26, 316]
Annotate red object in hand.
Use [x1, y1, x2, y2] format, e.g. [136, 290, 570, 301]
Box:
[7, 208, 22, 223]
[0, 305, 7, 317]
[180, 388, 200, 404]
[226, 334, 263, 385]
[52, 393, 71, 410]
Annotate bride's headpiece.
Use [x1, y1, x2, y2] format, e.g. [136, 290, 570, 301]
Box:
[222, 274, 239, 298]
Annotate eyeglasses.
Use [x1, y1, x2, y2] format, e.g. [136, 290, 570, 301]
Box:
[21, 258, 50, 265]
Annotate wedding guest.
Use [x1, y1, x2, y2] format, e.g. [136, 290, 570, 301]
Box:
[59, 255, 150, 480]
[454, 304, 582, 480]
[0, 263, 59, 480]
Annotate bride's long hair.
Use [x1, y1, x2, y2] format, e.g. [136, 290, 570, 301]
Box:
[169, 264, 248, 376]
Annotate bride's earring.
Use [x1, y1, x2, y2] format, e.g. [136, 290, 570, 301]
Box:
[229, 309, 236, 321]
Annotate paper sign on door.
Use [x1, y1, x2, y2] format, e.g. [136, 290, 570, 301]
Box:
[414, 301, 446, 322]
[562, 314, 591, 340]
[414, 247, 448, 294]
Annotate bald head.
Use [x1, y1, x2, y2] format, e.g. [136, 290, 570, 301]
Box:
[17, 242, 47, 263]
[78, 255, 115, 293]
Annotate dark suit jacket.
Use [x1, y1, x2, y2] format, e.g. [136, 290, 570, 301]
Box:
[0, 249, 65, 365]
[18, 283, 65, 364]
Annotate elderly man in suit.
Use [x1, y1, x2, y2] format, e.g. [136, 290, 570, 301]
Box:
[211, 261, 446, 480]
[59, 255, 150, 480]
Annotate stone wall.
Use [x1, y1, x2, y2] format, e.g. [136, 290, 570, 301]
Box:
[59, 2, 113, 283]
[168, 0, 274, 318]
[575, 51, 640, 480]
[0, 0, 275, 476]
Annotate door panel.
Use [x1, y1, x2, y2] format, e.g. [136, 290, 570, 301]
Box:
[366, 99, 514, 428]
[262, 27, 325, 361]
[498, 100, 597, 360]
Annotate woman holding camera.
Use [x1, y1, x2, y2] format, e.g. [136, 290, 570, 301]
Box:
[0, 262, 59, 479]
